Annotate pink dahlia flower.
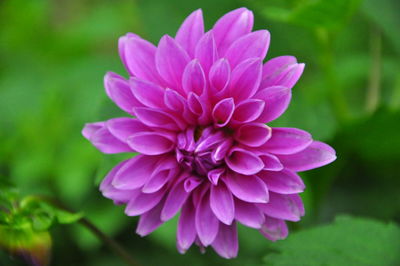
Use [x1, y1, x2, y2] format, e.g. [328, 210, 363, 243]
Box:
[83, 8, 336, 258]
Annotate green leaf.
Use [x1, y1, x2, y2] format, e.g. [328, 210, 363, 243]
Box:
[55, 210, 83, 224]
[263, 215, 400, 265]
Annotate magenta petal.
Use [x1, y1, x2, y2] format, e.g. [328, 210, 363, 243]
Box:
[261, 56, 304, 89]
[130, 78, 166, 108]
[156, 35, 190, 91]
[212, 98, 235, 127]
[258, 193, 304, 222]
[182, 60, 206, 95]
[161, 180, 190, 221]
[259, 153, 284, 171]
[261, 127, 313, 155]
[127, 132, 175, 155]
[164, 88, 185, 111]
[136, 200, 165, 236]
[224, 173, 269, 203]
[211, 222, 238, 259]
[259, 217, 288, 241]
[234, 199, 265, 229]
[234, 123, 271, 147]
[118, 33, 136, 73]
[106, 117, 149, 142]
[258, 169, 305, 194]
[231, 99, 265, 124]
[207, 168, 225, 185]
[104, 72, 141, 114]
[142, 157, 178, 193]
[122, 35, 163, 83]
[195, 31, 218, 74]
[187, 92, 211, 125]
[213, 7, 253, 55]
[255, 86, 292, 123]
[112, 155, 160, 190]
[134, 107, 183, 131]
[195, 193, 219, 246]
[229, 58, 262, 101]
[209, 58, 231, 93]
[125, 189, 165, 216]
[82, 122, 132, 154]
[278, 141, 337, 171]
[212, 139, 233, 163]
[210, 182, 235, 225]
[226, 148, 264, 175]
[177, 201, 197, 253]
[175, 9, 204, 57]
[184, 176, 203, 192]
[225, 30, 270, 68]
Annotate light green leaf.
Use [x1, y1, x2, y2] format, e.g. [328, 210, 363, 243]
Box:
[263, 215, 400, 266]
[55, 210, 84, 224]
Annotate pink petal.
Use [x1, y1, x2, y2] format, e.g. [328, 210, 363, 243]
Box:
[130, 78, 166, 108]
[211, 222, 238, 259]
[118, 33, 136, 73]
[261, 56, 304, 89]
[175, 9, 204, 57]
[258, 169, 305, 194]
[225, 30, 270, 68]
[127, 132, 175, 155]
[234, 123, 271, 147]
[207, 168, 225, 185]
[259, 153, 284, 171]
[161, 180, 190, 221]
[195, 193, 219, 246]
[231, 99, 265, 124]
[184, 176, 203, 192]
[142, 157, 178, 193]
[104, 72, 140, 115]
[210, 182, 235, 225]
[258, 193, 304, 222]
[82, 122, 132, 154]
[122, 34, 163, 83]
[261, 127, 313, 155]
[112, 155, 160, 190]
[212, 138, 233, 163]
[254, 86, 292, 123]
[182, 59, 206, 95]
[164, 88, 185, 111]
[259, 217, 288, 241]
[224, 172, 269, 203]
[234, 199, 265, 229]
[134, 107, 183, 131]
[229, 58, 262, 102]
[212, 98, 235, 127]
[209, 58, 231, 94]
[194, 31, 218, 74]
[106, 117, 149, 142]
[125, 188, 166, 216]
[226, 148, 264, 175]
[213, 8, 254, 56]
[136, 199, 165, 236]
[177, 201, 197, 253]
[156, 35, 190, 91]
[278, 141, 336, 171]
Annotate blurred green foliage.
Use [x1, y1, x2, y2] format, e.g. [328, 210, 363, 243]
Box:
[0, 0, 399, 265]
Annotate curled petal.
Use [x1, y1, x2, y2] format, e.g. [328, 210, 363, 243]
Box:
[136, 199, 165, 236]
[258, 193, 304, 222]
[211, 222, 238, 259]
[258, 169, 305, 194]
[224, 172, 269, 203]
[106, 118, 149, 142]
[184, 176, 203, 192]
[234, 199, 265, 229]
[134, 107, 184, 131]
[213, 7, 254, 55]
[261, 127, 313, 155]
[210, 182, 235, 225]
[234, 123, 271, 147]
[261, 56, 304, 89]
[209, 58, 231, 94]
[127, 132, 175, 155]
[176, 9, 204, 57]
[259, 153, 284, 171]
[212, 98, 235, 127]
[259, 217, 288, 241]
[207, 168, 225, 185]
[177, 201, 197, 253]
[231, 99, 265, 124]
[125, 188, 166, 216]
[130, 78, 166, 108]
[195, 193, 219, 246]
[226, 148, 264, 175]
[195, 31, 218, 74]
[229, 58, 262, 101]
[278, 141, 336, 171]
[182, 60, 206, 95]
[212, 138, 233, 162]
[187, 93, 211, 125]
[254, 86, 291, 123]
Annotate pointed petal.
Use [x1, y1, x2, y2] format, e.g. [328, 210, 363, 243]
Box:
[234, 123, 271, 147]
[184, 176, 203, 192]
[278, 141, 336, 171]
[234, 199, 265, 228]
[255, 86, 292, 123]
[125, 188, 166, 216]
[212, 139, 233, 163]
[261, 56, 304, 89]
[118, 33, 136, 72]
[177, 201, 197, 253]
[182, 60, 206, 95]
[210, 182, 235, 225]
[209, 58, 231, 94]
[130, 78, 166, 108]
[164, 88, 185, 111]
[175, 9, 204, 57]
[127, 132, 175, 155]
[259, 217, 288, 241]
[225, 30, 270, 67]
[211, 222, 238, 259]
[226, 148, 264, 175]
[231, 99, 265, 124]
[229, 58, 262, 101]
[161, 180, 190, 221]
[156, 35, 190, 91]
[207, 168, 225, 185]
[134, 107, 183, 131]
[261, 127, 313, 155]
[258, 193, 304, 222]
[142, 157, 178, 193]
[195, 31, 218, 74]
[258, 169, 305, 194]
[106, 118, 149, 142]
[195, 193, 219, 246]
[213, 8, 254, 55]
[224, 173, 269, 203]
[212, 98, 235, 127]
[259, 153, 284, 171]
[136, 200, 165, 236]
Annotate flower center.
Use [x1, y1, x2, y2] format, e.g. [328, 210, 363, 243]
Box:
[175, 126, 232, 177]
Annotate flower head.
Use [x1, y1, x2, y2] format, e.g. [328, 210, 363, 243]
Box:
[83, 8, 336, 258]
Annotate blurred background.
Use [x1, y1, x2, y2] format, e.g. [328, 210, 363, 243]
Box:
[1, 0, 399, 265]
